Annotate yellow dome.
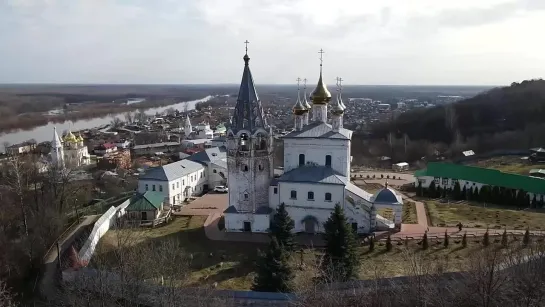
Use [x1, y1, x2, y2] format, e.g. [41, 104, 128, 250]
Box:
[292, 94, 307, 116]
[76, 134, 84, 142]
[64, 131, 77, 143]
[310, 69, 331, 105]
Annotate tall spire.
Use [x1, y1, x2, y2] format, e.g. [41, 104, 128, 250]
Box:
[230, 40, 268, 134]
[331, 77, 344, 116]
[337, 77, 346, 109]
[310, 49, 332, 105]
[52, 127, 62, 148]
[293, 78, 306, 132]
[302, 78, 312, 110]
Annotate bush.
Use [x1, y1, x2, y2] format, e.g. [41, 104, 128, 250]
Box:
[386, 234, 392, 252]
[369, 237, 375, 252]
[501, 229, 508, 247]
[422, 233, 429, 250]
[523, 228, 530, 246]
[483, 229, 490, 246]
[444, 230, 449, 247]
[462, 232, 467, 248]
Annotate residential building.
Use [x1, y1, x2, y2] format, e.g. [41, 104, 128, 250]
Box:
[185, 146, 227, 188]
[6, 140, 36, 155]
[94, 143, 117, 156]
[132, 142, 181, 156]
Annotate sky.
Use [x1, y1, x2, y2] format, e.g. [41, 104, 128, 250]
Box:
[1, 0, 544, 85]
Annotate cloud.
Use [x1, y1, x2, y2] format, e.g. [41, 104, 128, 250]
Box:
[0, 0, 544, 85]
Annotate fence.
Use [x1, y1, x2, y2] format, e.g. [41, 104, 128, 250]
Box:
[78, 198, 131, 263]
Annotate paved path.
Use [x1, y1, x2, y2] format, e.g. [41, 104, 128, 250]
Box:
[41, 215, 99, 299]
[173, 193, 228, 216]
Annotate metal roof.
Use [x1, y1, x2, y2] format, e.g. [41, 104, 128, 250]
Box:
[282, 122, 352, 140]
[371, 188, 402, 204]
[139, 159, 205, 181]
[277, 166, 347, 185]
[133, 142, 180, 150]
[415, 162, 545, 194]
[186, 146, 226, 164]
[224, 205, 238, 214]
[345, 182, 373, 202]
[126, 191, 164, 211]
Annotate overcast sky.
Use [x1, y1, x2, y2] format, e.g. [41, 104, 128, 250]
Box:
[1, 0, 544, 85]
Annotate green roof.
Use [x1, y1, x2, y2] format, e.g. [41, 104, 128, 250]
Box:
[415, 162, 545, 194]
[126, 191, 164, 211]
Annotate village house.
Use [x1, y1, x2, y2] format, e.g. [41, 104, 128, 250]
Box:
[94, 143, 117, 156]
[132, 142, 182, 156]
[6, 140, 37, 155]
[124, 191, 169, 225]
[96, 150, 131, 170]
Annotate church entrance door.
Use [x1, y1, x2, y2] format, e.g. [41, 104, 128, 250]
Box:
[304, 220, 316, 234]
[243, 222, 251, 232]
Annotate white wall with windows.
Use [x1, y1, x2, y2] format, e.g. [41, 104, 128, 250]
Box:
[283, 138, 351, 177]
[138, 167, 207, 205]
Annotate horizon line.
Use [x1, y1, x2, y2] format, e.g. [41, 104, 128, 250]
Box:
[0, 82, 500, 87]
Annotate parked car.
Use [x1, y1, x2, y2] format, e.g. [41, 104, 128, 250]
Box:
[214, 186, 228, 193]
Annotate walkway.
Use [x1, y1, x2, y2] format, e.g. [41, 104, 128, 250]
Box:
[41, 215, 99, 299]
[173, 193, 228, 216]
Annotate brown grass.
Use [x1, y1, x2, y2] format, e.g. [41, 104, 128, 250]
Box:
[465, 156, 538, 175]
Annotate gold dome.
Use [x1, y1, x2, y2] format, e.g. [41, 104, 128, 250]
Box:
[64, 131, 77, 143]
[302, 94, 312, 112]
[76, 133, 84, 142]
[330, 91, 345, 116]
[292, 93, 307, 116]
[310, 68, 331, 105]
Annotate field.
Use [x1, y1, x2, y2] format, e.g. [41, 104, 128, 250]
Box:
[376, 201, 418, 224]
[465, 156, 538, 175]
[426, 200, 545, 230]
[93, 215, 526, 290]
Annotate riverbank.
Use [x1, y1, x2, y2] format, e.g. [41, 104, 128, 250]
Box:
[0, 95, 214, 147]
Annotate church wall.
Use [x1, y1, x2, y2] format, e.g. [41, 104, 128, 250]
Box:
[227, 154, 272, 213]
[277, 182, 345, 210]
[283, 138, 350, 177]
[269, 185, 280, 210]
[138, 166, 206, 205]
[207, 164, 227, 188]
[224, 212, 269, 233]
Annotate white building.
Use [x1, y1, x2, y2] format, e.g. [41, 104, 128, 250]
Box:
[224, 48, 403, 234]
[50, 128, 91, 169]
[185, 146, 228, 188]
[138, 159, 207, 205]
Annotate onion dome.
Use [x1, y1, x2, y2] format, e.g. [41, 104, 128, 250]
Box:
[330, 89, 344, 116]
[302, 86, 312, 112]
[310, 67, 331, 105]
[64, 131, 77, 143]
[76, 133, 84, 143]
[292, 91, 307, 116]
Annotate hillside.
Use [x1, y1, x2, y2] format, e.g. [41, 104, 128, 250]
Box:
[372, 79, 545, 144]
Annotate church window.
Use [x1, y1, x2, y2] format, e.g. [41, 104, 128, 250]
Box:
[325, 193, 332, 201]
[243, 164, 248, 172]
[325, 155, 332, 167]
[159, 185, 163, 192]
[290, 190, 297, 199]
[172, 184, 175, 190]
[177, 182, 179, 188]
[152, 185, 156, 191]
[258, 164, 263, 171]
[213, 169, 217, 173]
[274, 187, 278, 194]
[145, 184, 149, 191]
[244, 193, 249, 200]
[308, 191, 314, 200]
[299, 154, 305, 166]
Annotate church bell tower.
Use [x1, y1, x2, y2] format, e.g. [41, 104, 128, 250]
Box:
[226, 41, 273, 215]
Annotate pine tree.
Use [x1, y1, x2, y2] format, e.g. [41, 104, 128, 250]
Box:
[437, 186, 443, 199]
[442, 187, 448, 199]
[462, 232, 467, 248]
[369, 236, 375, 252]
[416, 181, 423, 197]
[523, 228, 530, 246]
[461, 186, 467, 200]
[501, 229, 508, 247]
[467, 187, 474, 201]
[386, 234, 392, 252]
[270, 203, 295, 251]
[453, 181, 461, 200]
[483, 229, 490, 246]
[444, 230, 449, 248]
[531, 194, 538, 208]
[473, 187, 480, 202]
[253, 237, 294, 293]
[422, 232, 429, 250]
[322, 204, 359, 281]
[428, 181, 436, 198]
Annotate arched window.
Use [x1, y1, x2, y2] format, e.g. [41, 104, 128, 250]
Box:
[290, 190, 297, 199]
[299, 154, 305, 166]
[242, 164, 248, 172]
[307, 191, 314, 200]
[258, 164, 264, 171]
[325, 193, 332, 201]
[325, 155, 332, 167]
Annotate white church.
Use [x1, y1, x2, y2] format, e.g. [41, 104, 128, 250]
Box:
[224, 48, 403, 234]
[50, 127, 91, 169]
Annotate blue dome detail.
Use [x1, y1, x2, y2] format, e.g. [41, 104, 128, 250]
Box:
[373, 188, 399, 203]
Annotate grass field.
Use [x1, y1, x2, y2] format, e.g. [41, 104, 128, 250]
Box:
[465, 156, 538, 175]
[93, 215, 530, 290]
[376, 201, 418, 224]
[426, 200, 545, 230]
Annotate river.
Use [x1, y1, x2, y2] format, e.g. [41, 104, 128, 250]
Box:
[0, 95, 214, 147]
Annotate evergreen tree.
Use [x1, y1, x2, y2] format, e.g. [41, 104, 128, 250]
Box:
[492, 186, 501, 204]
[473, 187, 480, 202]
[253, 237, 294, 293]
[467, 187, 474, 201]
[270, 203, 295, 251]
[531, 194, 538, 208]
[369, 236, 375, 252]
[516, 190, 527, 209]
[461, 186, 467, 200]
[422, 232, 429, 250]
[386, 234, 392, 252]
[501, 229, 508, 247]
[444, 230, 449, 248]
[523, 228, 530, 246]
[437, 186, 443, 199]
[462, 232, 467, 248]
[428, 181, 436, 198]
[452, 181, 461, 200]
[322, 204, 359, 281]
[416, 181, 423, 197]
[483, 229, 490, 246]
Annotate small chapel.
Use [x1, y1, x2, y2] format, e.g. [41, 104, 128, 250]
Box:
[223, 45, 403, 234]
[50, 127, 91, 169]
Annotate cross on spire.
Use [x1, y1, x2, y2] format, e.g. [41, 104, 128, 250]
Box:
[296, 77, 302, 90]
[244, 40, 250, 55]
[303, 78, 307, 89]
[318, 48, 325, 66]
